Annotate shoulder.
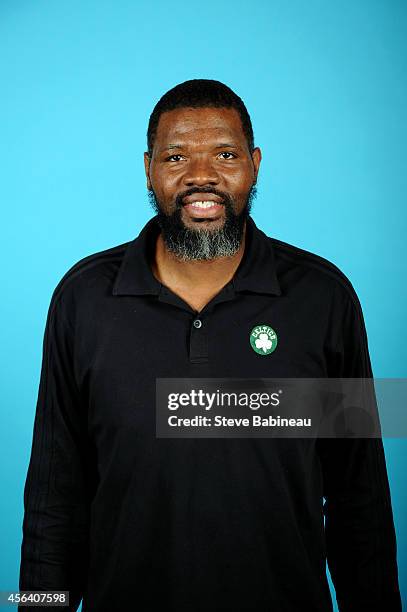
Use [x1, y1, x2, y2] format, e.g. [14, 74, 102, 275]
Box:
[269, 235, 365, 318]
[48, 240, 130, 314]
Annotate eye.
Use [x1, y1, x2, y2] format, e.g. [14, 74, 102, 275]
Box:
[166, 154, 185, 162]
[218, 151, 237, 160]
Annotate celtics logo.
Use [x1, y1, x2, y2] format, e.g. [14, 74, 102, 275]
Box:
[250, 325, 278, 355]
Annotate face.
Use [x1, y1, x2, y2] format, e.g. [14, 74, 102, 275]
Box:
[144, 106, 262, 261]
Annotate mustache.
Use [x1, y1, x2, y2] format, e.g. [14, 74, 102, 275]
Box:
[175, 187, 233, 208]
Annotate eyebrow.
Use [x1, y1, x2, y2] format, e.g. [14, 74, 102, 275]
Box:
[159, 142, 239, 153]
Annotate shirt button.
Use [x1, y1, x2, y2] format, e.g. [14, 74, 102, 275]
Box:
[193, 319, 202, 329]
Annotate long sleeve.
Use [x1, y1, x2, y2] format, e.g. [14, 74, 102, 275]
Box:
[317, 283, 402, 610]
[19, 288, 92, 611]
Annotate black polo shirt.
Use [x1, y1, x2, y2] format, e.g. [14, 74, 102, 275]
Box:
[19, 214, 401, 611]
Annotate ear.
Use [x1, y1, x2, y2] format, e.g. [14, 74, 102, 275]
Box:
[251, 147, 262, 183]
[144, 151, 152, 190]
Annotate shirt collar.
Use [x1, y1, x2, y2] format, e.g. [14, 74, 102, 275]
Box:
[112, 214, 281, 297]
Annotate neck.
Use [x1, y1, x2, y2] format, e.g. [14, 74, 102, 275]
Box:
[151, 221, 247, 292]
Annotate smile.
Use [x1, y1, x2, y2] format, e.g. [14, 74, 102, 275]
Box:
[183, 200, 224, 218]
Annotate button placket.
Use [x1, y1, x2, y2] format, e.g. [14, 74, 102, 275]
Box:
[189, 316, 208, 362]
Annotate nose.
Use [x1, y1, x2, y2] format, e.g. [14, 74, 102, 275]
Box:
[183, 155, 220, 187]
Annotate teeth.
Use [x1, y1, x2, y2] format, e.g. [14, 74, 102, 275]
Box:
[190, 201, 218, 208]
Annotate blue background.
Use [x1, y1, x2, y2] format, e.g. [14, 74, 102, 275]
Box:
[1, 1, 406, 609]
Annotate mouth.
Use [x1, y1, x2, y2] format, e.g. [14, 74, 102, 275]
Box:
[182, 194, 224, 220]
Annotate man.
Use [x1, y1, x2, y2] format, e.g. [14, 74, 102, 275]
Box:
[19, 79, 401, 611]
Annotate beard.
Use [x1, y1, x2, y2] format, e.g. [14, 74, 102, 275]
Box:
[147, 184, 257, 261]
